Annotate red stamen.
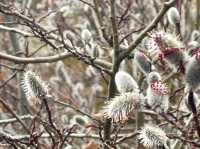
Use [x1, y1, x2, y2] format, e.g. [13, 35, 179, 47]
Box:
[151, 81, 169, 95]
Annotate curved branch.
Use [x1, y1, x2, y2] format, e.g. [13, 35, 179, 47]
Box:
[0, 52, 112, 70]
[0, 25, 33, 37]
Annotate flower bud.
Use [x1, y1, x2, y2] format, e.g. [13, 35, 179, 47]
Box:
[134, 50, 152, 75]
[103, 92, 140, 122]
[191, 30, 200, 41]
[146, 72, 169, 112]
[81, 28, 92, 44]
[115, 71, 139, 93]
[167, 7, 180, 26]
[184, 91, 199, 112]
[185, 50, 200, 91]
[138, 124, 169, 148]
[187, 41, 200, 56]
[21, 71, 49, 107]
[147, 71, 161, 85]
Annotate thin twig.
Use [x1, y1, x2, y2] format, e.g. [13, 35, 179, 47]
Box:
[0, 97, 31, 134]
[53, 99, 101, 123]
[0, 115, 33, 125]
[0, 51, 112, 70]
[115, 132, 138, 144]
[0, 25, 33, 37]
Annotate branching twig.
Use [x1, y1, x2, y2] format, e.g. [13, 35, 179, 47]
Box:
[0, 52, 112, 70]
[0, 25, 33, 37]
[0, 115, 33, 125]
[0, 97, 31, 134]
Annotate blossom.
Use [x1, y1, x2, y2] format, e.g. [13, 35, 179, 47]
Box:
[190, 30, 200, 41]
[147, 71, 161, 85]
[167, 7, 180, 26]
[184, 91, 199, 112]
[185, 50, 200, 91]
[138, 124, 169, 148]
[148, 31, 188, 72]
[134, 50, 152, 75]
[21, 71, 49, 107]
[103, 92, 140, 123]
[146, 72, 169, 112]
[115, 71, 139, 93]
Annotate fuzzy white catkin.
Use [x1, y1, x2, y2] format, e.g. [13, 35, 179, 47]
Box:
[146, 72, 169, 112]
[70, 115, 88, 131]
[191, 30, 200, 41]
[81, 28, 92, 44]
[187, 41, 200, 56]
[163, 33, 188, 71]
[21, 71, 49, 108]
[138, 124, 169, 148]
[134, 50, 152, 75]
[185, 56, 200, 91]
[63, 145, 73, 149]
[167, 7, 180, 26]
[21, 71, 48, 98]
[115, 71, 139, 93]
[147, 71, 161, 85]
[184, 92, 199, 112]
[103, 92, 140, 122]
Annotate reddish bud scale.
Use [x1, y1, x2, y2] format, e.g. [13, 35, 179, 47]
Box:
[154, 34, 165, 51]
[162, 48, 180, 57]
[195, 49, 200, 61]
[158, 48, 187, 73]
[191, 48, 200, 56]
[151, 81, 169, 95]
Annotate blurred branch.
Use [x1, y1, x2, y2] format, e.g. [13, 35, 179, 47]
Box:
[115, 132, 139, 144]
[0, 2, 113, 76]
[0, 115, 33, 125]
[0, 63, 23, 71]
[0, 52, 112, 70]
[42, 96, 63, 142]
[0, 71, 18, 89]
[0, 97, 31, 134]
[103, 0, 121, 148]
[0, 131, 100, 140]
[53, 99, 101, 123]
[197, 0, 200, 29]
[0, 25, 33, 37]
[168, 133, 200, 147]
[93, 0, 111, 44]
[78, 0, 95, 8]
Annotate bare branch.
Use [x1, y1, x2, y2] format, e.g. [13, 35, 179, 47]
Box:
[0, 25, 33, 37]
[0, 97, 31, 134]
[0, 52, 112, 70]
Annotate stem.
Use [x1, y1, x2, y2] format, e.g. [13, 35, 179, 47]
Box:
[136, 111, 145, 149]
[0, 97, 31, 134]
[103, 0, 121, 148]
[136, 74, 145, 149]
[188, 90, 200, 137]
[42, 97, 63, 140]
[197, 0, 200, 29]
[4, 15, 29, 115]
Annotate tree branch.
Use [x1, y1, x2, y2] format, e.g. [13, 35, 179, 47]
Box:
[0, 25, 33, 37]
[0, 97, 31, 134]
[0, 52, 112, 70]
